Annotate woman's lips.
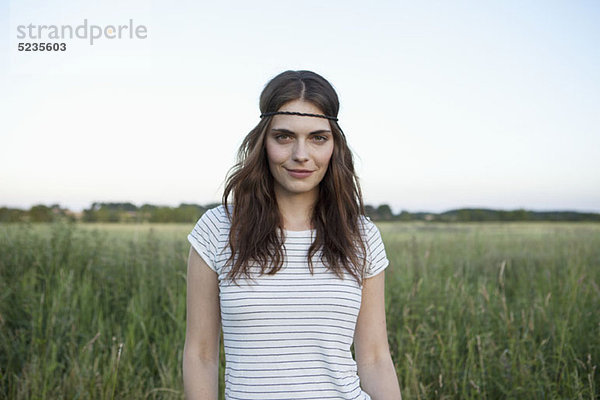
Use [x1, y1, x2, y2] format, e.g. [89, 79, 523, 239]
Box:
[286, 169, 314, 178]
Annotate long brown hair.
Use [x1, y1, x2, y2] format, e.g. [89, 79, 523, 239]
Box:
[222, 70, 367, 285]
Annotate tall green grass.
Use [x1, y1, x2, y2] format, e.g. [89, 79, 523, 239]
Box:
[379, 222, 600, 399]
[0, 221, 598, 399]
[0, 222, 188, 399]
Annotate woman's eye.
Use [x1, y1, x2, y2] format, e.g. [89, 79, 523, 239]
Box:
[313, 135, 328, 142]
[275, 134, 291, 141]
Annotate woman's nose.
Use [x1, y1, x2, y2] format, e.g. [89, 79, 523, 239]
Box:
[292, 140, 309, 162]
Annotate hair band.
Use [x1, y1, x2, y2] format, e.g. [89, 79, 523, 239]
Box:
[260, 111, 338, 121]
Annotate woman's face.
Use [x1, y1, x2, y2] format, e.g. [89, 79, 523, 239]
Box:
[264, 99, 334, 200]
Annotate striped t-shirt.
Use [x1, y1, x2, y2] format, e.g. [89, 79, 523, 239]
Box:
[187, 205, 389, 400]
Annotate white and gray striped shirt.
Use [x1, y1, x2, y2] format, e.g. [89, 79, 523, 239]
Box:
[187, 205, 389, 400]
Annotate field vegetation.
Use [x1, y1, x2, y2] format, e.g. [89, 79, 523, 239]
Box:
[1, 221, 598, 399]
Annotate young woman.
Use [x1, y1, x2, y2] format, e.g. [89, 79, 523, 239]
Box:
[183, 70, 402, 399]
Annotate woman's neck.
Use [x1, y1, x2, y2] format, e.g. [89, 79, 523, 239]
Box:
[275, 187, 318, 231]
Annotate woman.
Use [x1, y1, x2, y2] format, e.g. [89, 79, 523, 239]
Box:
[183, 70, 402, 399]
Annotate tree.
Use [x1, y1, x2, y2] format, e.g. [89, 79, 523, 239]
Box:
[377, 204, 394, 220]
[29, 205, 53, 222]
[398, 210, 412, 221]
[0, 207, 26, 222]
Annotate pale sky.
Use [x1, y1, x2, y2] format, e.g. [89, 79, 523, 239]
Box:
[1, 0, 599, 213]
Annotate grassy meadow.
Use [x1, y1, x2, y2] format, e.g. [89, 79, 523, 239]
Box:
[0, 221, 598, 399]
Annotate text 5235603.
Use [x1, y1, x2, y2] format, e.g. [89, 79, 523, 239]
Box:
[18, 43, 67, 51]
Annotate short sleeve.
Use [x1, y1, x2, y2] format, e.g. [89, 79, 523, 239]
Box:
[187, 208, 221, 273]
[364, 218, 390, 278]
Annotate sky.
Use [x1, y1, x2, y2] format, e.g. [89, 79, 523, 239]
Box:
[1, 0, 599, 213]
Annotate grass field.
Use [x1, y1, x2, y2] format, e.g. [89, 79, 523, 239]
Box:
[1, 221, 598, 399]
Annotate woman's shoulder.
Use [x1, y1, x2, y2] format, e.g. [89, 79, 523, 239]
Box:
[358, 214, 377, 235]
[204, 203, 228, 217]
[188, 205, 232, 274]
[200, 204, 232, 229]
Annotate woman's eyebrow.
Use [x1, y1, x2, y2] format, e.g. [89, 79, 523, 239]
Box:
[270, 128, 332, 135]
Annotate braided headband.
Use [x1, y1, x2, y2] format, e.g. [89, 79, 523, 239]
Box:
[260, 111, 338, 121]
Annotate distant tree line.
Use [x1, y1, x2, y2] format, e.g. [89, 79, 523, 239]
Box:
[379, 207, 600, 222]
[80, 202, 221, 223]
[1, 203, 599, 223]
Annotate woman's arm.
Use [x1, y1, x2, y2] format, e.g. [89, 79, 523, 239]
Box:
[354, 270, 402, 400]
[182, 246, 221, 399]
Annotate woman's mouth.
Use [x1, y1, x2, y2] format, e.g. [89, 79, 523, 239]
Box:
[285, 169, 314, 179]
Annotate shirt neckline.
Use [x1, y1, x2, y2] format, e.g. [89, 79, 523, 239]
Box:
[281, 228, 316, 236]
